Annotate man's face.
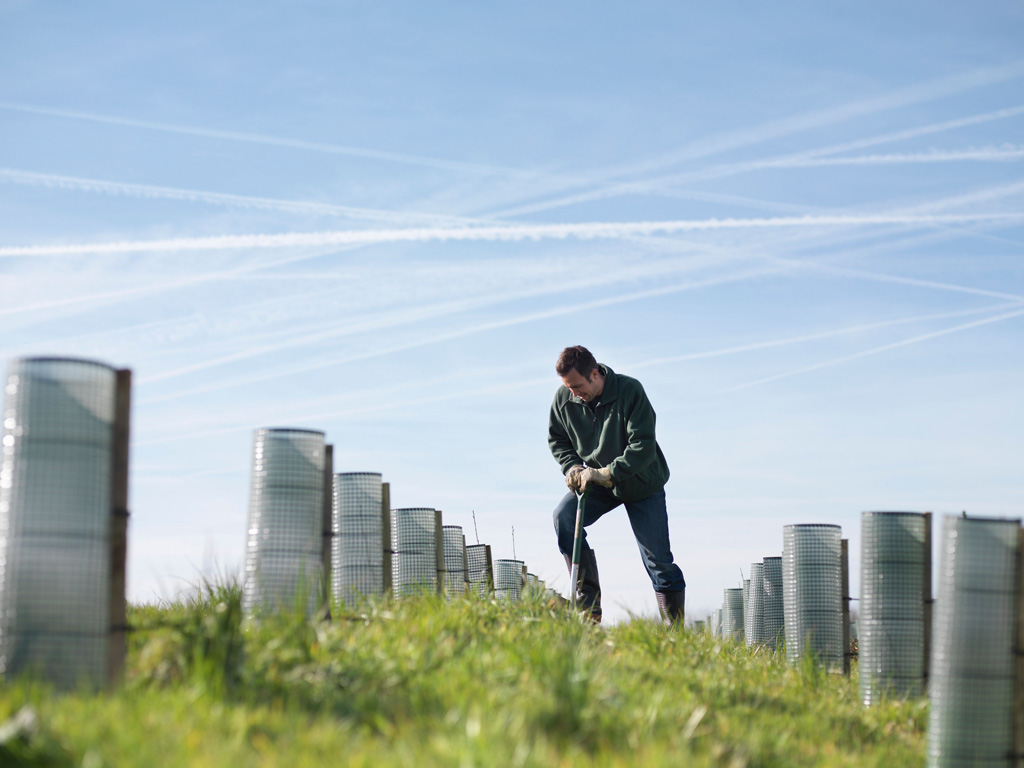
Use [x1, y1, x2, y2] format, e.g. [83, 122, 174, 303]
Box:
[561, 368, 604, 402]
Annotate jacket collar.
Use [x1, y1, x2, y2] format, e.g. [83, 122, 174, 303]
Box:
[597, 364, 618, 403]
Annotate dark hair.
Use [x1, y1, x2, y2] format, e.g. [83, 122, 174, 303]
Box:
[556, 346, 598, 378]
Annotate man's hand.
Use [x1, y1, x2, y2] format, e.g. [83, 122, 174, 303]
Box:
[580, 466, 613, 491]
[565, 465, 584, 492]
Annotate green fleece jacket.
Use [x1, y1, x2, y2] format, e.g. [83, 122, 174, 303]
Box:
[548, 364, 670, 502]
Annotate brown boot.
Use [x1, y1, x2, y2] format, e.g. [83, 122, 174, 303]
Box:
[655, 589, 685, 625]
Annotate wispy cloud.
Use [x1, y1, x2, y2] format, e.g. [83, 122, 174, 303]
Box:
[4, 211, 1022, 258]
[724, 306, 1024, 392]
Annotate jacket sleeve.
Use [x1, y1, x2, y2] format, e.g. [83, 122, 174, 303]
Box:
[607, 384, 659, 482]
[548, 397, 583, 475]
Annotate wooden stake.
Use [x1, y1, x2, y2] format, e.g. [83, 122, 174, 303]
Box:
[922, 512, 933, 693]
[1014, 524, 1024, 768]
[381, 483, 391, 597]
[107, 369, 131, 690]
[841, 538, 851, 677]
[320, 445, 334, 619]
[434, 510, 444, 597]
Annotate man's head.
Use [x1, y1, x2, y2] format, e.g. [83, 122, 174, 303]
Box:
[556, 346, 605, 402]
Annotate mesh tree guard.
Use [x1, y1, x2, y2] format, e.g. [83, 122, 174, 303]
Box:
[928, 515, 1020, 768]
[746, 562, 766, 647]
[783, 524, 843, 670]
[331, 472, 386, 606]
[391, 508, 441, 598]
[494, 559, 524, 602]
[242, 428, 326, 617]
[762, 556, 784, 649]
[722, 587, 745, 641]
[466, 544, 492, 597]
[0, 357, 122, 689]
[442, 525, 468, 597]
[859, 511, 930, 705]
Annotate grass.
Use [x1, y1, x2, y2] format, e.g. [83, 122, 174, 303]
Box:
[0, 583, 927, 767]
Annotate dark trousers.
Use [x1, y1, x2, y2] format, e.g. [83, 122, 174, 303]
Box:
[552, 486, 686, 592]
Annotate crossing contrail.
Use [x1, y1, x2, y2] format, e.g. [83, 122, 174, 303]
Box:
[0, 167, 478, 225]
[768, 146, 1024, 168]
[724, 306, 1024, 392]
[488, 103, 1024, 219]
[0, 100, 544, 179]
[3, 211, 1022, 258]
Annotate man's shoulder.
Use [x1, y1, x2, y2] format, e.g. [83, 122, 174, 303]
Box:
[606, 369, 646, 398]
[550, 385, 577, 412]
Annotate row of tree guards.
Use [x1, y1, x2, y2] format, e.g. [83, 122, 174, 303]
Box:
[1, 357, 1023, 766]
[702, 513, 1024, 767]
[242, 427, 548, 617]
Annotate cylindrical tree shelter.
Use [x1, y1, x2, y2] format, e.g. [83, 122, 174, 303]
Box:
[332, 472, 387, 606]
[391, 508, 442, 598]
[928, 515, 1020, 768]
[442, 525, 468, 598]
[466, 544, 492, 596]
[494, 559, 525, 602]
[860, 511, 931, 705]
[746, 562, 766, 647]
[762, 556, 784, 650]
[0, 357, 129, 690]
[783, 524, 844, 670]
[243, 428, 326, 617]
[723, 587, 745, 641]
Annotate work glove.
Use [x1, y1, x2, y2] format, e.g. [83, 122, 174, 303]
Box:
[565, 465, 584, 492]
[579, 466, 613, 491]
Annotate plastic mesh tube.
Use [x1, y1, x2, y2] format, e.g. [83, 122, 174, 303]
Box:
[442, 525, 467, 597]
[859, 511, 929, 705]
[494, 558, 524, 602]
[746, 563, 766, 647]
[242, 428, 325, 617]
[722, 588, 745, 641]
[466, 544, 492, 596]
[928, 515, 1020, 768]
[762, 556, 784, 649]
[782, 524, 843, 669]
[391, 508, 440, 598]
[0, 357, 116, 689]
[331, 472, 385, 606]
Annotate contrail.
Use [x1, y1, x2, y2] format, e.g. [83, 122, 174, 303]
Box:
[137, 301, 1022, 442]
[794, 262, 1024, 303]
[0, 167, 478, 226]
[4, 211, 1022, 258]
[488, 103, 1024, 219]
[0, 101, 544, 179]
[769, 146, 1024, 168]
[0, 244, 361, 318]
[630, 302, 1024, 370]
[137, 262, 792, 401]
[724, 306, 1024, 392]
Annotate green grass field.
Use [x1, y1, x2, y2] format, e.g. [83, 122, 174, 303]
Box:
[0, 584, 926, 767]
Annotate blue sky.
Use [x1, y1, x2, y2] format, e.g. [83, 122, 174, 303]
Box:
[1, 1, 1022, 624]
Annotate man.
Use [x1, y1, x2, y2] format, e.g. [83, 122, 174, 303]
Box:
[548, 345, 686, 624]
